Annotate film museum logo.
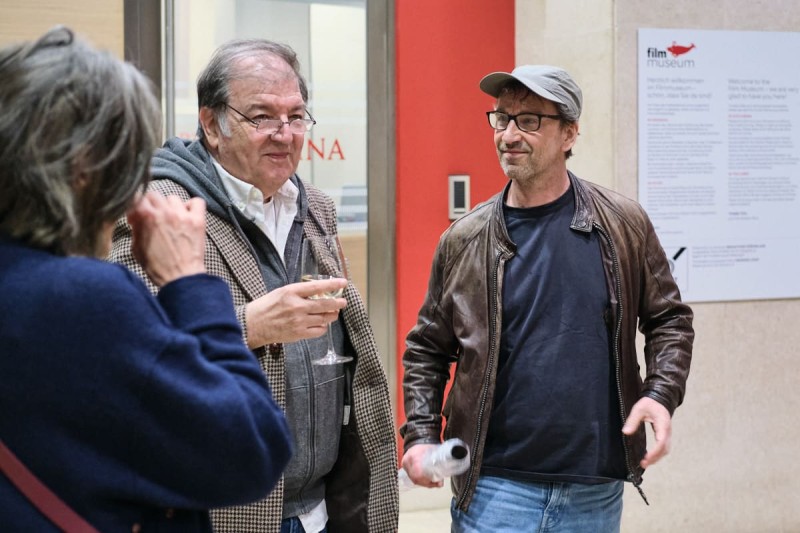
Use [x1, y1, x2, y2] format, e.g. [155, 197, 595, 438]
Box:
[646, 41, 696, 69]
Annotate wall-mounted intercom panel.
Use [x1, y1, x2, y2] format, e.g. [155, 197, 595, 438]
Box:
[448, 174, 470, 221]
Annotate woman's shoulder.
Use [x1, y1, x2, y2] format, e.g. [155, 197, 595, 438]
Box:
[1, 243, 134, 294]
[64, 255, 145, 289]
[0, 248, 163, 342]
[38, 254, 158, 317]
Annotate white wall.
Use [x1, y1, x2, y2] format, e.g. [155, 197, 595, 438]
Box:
[0, 0, 123, 55]
[516, 1, 800, 531]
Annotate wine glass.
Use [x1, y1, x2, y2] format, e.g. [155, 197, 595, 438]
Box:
[300, 235, 353, 365]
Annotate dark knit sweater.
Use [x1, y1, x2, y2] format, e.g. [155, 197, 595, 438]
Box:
[0, 237, 291, 531]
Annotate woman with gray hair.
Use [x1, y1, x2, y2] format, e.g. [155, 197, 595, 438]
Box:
[0, 26, 292, 532]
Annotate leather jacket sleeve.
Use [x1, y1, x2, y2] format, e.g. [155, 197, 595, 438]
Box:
[400, 235, 461, 451]
[635, 212, 694, 415]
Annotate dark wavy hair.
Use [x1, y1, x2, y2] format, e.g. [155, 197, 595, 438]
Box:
[0, 26, 162, 256]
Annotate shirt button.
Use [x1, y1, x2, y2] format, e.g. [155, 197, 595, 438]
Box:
[269, 343, 283, 359]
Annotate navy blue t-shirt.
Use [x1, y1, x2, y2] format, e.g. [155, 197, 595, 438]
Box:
[481, 187, 627, 484]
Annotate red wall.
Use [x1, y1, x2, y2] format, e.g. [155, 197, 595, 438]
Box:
[394, 2, 515, 435]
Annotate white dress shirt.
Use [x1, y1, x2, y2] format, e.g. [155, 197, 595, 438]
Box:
[213, 159, 299, 264]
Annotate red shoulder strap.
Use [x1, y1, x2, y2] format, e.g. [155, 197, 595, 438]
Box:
[0, 439, 100, 533]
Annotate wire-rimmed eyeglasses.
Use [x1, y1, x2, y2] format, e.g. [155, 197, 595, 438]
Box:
[225, 103, 316, 135]
[486, 111, 561, 133]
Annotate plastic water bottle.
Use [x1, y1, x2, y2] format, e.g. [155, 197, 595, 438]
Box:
[398, 438, 470, 491]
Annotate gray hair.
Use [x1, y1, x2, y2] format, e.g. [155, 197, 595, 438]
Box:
[0, 26, 162, 256]
[196, 38, 308, 139]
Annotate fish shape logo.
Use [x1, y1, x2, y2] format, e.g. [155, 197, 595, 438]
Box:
[667, 42, 695, 57]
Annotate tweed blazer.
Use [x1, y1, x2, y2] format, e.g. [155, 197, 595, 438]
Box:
[110, 178, 398, 533]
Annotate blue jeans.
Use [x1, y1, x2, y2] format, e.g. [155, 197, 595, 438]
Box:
[451, 475, 623, 533]
[280, 517, 328, 533]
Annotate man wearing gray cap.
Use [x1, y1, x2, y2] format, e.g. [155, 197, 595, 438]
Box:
[399, 65, 694, 532]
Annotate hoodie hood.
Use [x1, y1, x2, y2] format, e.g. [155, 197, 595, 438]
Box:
[151, 138, 232, 219]
[152, 138, 309, 227]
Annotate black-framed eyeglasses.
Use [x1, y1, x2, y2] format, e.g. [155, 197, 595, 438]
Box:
[225, 103, 316, 135]
[486, 111, 561, 133]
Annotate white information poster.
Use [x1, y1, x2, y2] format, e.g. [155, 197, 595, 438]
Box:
[638, 28, 800, 302]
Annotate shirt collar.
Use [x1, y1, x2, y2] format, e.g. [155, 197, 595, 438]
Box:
[212, 158, 299, 210]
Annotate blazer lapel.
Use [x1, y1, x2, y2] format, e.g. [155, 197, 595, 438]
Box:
[206, 214, 266, 301]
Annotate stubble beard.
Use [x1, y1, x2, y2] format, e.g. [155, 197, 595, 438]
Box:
[500, 157, 538, 186]
[498, 139, 538, 185]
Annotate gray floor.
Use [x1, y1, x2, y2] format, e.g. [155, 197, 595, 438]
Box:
[399, 507, 451, 532]
[398, 484, 451, 532]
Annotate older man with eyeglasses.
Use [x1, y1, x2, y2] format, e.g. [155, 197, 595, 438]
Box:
[400, 65, 694, 532]
[110, 39, 398, 533]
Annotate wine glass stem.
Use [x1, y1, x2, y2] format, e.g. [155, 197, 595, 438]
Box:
[326, 323, 335, 356]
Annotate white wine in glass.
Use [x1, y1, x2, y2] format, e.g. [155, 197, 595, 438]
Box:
[300, 236, 352, 365]
[300, 274, 345, 299]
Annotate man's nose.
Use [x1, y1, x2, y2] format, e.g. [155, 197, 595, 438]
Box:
[501, 119, 523, 141]
[269, 121, 293, 141]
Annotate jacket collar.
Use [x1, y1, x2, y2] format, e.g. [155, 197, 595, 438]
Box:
[568, 171, 594, 233]
[491, 170, 595, 249]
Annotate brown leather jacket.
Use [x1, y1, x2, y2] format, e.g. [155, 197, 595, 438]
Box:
[401, 172, 694, 511]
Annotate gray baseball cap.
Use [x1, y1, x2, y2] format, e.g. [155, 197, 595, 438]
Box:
[479, 65, 582, 121]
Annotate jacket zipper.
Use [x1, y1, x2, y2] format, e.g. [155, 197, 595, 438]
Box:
[227, 204, 323, 498]
[595, 223, 649, 505]
[456, 251, 503, 510]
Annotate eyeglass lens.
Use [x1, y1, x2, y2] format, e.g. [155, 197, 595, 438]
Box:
[257, 119, 313, 135]
[488, 112, 542, 133]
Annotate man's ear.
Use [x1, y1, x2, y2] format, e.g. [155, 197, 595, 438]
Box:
[561, 121, 579, 152]
[199, 106, 221, 151]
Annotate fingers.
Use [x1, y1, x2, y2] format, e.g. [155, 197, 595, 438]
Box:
[185, 196, 206, 213]
[621, 408, 643, 436]
[294, 277, 348, 302]
[622, 397, 672, 469]
[641, 414, 671, 468]
[126, 191, 156, 228]
[128, 193, 159, 268]
[314, 309, 343, 326]
[182, 197, 208, 228]
[401, 444, 443, 488]
[128, 191, 207, 287]
[301, 304, 341, 335]
[244, 282, 347, 348]
[641, 437, 669, 469]
[129, 191, 193, 228]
